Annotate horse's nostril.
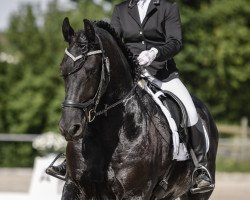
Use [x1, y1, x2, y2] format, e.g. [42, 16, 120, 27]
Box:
[68, 124, 81, 136]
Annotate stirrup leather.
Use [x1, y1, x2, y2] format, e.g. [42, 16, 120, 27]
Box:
[190, 165, 214, 194]
[45, 153, 66, 181]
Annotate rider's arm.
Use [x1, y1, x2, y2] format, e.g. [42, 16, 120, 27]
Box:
[111, 6, 122, 38]
[154, 2, 183, 62]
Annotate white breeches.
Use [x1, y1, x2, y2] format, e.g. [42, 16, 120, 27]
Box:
[142, 70, 198, 127]
[160, 78, 198, 126]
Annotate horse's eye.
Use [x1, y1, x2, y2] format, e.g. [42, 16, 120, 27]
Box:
[79, 43, 88, 54]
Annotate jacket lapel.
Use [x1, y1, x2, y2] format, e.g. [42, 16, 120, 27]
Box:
[141, 0, 160, 27]
[128, 0, 142, 27]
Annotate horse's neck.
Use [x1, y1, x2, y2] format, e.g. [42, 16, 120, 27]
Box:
[94, 29, 138, 140]
[102, 37, 134, 101]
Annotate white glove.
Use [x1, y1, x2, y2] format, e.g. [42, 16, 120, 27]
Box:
[137, 48, 158, 66]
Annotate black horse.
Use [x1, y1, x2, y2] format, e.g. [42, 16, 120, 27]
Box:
[58, 17, 218, 200]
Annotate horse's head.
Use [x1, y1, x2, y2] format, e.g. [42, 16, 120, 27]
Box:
[59, 18, 109, 141]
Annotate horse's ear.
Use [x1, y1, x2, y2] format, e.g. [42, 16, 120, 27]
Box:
[62, 17, 75, 43]
[83, 19, 95, 43]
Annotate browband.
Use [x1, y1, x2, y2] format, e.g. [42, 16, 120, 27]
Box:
[65, 48, 102, 62]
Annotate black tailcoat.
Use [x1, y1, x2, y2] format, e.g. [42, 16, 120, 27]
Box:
[111, 0, 182, 81]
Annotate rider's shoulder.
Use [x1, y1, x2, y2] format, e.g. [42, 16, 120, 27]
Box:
[160, 0, 180, 10]
[161, 0, 178, 5]
[114, 0, 128, 8]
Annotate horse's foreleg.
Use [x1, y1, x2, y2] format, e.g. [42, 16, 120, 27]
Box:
[62, 179, 86, 200]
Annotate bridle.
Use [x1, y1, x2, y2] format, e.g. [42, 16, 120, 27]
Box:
[61, 33, 137, 123]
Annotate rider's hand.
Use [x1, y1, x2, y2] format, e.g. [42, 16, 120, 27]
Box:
[137, 48, 158, 67]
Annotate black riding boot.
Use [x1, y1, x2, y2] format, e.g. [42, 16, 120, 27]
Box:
[189, 118, 214, 194]
[46, 159, 67, 177]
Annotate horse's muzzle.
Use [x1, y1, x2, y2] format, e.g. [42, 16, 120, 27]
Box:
[59, 117, 86, 141]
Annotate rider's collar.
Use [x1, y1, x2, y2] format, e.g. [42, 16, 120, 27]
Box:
[128, 0, 160, 8]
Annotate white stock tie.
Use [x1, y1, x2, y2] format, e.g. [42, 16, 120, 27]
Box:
[137, 0, 151, 23]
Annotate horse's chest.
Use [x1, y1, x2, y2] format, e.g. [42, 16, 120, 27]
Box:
[107, 142, 156, 198]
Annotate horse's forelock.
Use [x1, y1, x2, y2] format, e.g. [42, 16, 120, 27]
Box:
[75, 30, 89, 54]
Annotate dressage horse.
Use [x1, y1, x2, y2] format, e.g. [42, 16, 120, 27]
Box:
[59, 17, 218, 200]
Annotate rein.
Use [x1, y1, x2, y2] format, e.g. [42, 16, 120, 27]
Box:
[62, 34, 137, 122]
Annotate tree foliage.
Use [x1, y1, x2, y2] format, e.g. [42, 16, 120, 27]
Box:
[0, 1, 107, 134]
[176, 0, 250, 122]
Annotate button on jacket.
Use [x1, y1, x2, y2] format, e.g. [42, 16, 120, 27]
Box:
[111, 0, 183, 81]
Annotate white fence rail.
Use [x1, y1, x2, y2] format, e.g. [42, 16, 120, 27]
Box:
[218, 138, 250, 160]
[0, 117, 249, 142]
[0, 118, 249, 161]
[0, 134, 40, 142]
[217, 117, 249, 137]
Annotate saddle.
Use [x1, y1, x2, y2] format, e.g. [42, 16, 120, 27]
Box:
[140, 79, 190, 160]
[154, 87, 189, 142]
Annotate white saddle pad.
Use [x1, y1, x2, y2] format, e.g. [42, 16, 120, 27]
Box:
[139, 81, 209, 161]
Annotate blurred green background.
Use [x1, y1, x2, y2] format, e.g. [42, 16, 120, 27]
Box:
[0, 0, 249, 171]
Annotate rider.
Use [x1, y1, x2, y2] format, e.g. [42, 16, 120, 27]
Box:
[48, 0, 213, 193]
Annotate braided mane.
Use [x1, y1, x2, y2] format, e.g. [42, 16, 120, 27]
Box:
[94, 20, 141, 83]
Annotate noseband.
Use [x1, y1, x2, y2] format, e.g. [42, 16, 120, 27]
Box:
[62, 34, 137, 122]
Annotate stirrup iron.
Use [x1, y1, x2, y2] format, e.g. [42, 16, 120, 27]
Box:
[190, 165, 214, 194]
[45, 153, 66, 181]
